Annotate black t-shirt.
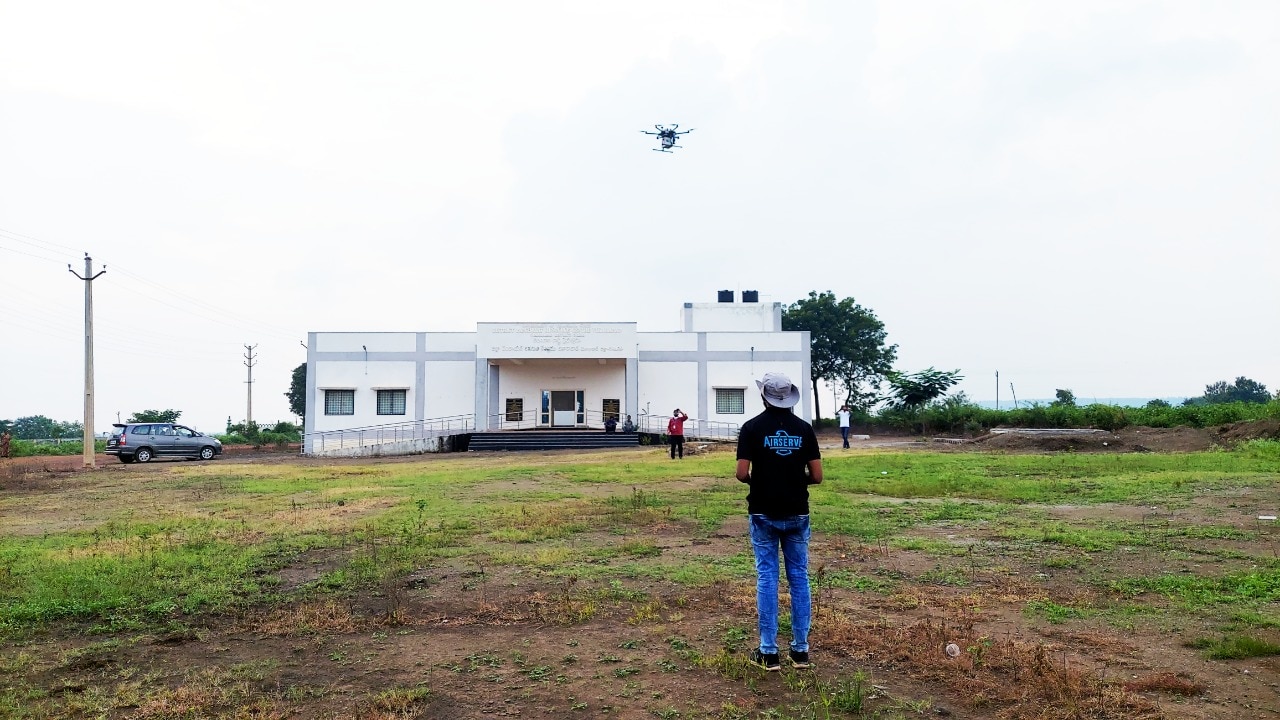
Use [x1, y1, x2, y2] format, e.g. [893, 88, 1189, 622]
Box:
[736, 406, 821, 517]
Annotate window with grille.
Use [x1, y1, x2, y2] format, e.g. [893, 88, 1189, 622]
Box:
[505, 398, 524, 422]
[377, 389, 407, 415]
[715, 388, 746, 414]
[324, 389, 355, 415]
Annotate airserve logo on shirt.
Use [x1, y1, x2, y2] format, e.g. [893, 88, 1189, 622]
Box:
[762, 430, 802, 456]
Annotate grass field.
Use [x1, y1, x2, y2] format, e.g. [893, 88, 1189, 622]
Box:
[1, 441, 1278, 719]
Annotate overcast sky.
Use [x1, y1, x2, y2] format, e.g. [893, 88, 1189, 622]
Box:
[2, 0, 1277, 433]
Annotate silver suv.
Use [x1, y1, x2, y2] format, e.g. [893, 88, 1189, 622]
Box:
[105, 423, 223, 463]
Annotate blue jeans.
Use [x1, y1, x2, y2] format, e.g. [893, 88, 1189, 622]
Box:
[840, 426, 850, 448]
[749, 514, 811, 655]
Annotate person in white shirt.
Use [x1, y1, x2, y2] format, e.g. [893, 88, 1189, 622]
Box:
[837, 405, 851, 449]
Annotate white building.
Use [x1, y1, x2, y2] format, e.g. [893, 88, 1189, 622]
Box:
[302, 291, 811, 454]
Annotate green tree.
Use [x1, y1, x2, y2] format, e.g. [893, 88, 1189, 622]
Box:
[885, 368, 963, 409]
[1201, 377, 1270, 404]
[782, 291, 897, 420]
[54, 420, 82, 439]
[1145, 398, 1171, 409]
[127, 409, 182, 423]
[285, 363, 307, 420]
[7, 416, 82, 440]
[1051, 389, 1076, 407]
[11, 415, 58, 440]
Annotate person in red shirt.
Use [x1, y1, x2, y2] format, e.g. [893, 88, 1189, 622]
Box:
[667, 409, 689, 459]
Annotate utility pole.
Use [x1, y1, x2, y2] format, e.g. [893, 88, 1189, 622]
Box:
[244, 344, 258, 425]
[69, 254, 106, 468]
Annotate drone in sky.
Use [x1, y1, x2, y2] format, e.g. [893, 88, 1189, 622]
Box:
[641, 124, 694, 153]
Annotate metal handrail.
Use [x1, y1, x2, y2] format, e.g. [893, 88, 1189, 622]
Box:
[484, 409, 737, 441]
[304, 414, 474, 454]
[637, 413, 739, 442]
[304, 409, 740, 456]
[486, 407, 630, 432]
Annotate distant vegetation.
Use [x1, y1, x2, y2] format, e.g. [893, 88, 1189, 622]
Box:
[0, 415, 83, 441]
[1183, 376, 1273, 406]
[126, 409, 183, 424]
[849, 396, 1280, 435]
[218, 420, 302, 448]
[0, 413, 301, 457]
[835, 375, 1279, 435]
[1, 438, 107, 457]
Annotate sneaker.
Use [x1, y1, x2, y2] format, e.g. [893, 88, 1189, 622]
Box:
[749, 649, 781, 671]
[789, 650, 812, 669]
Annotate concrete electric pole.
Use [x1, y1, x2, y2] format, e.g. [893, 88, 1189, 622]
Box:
[68, 254, 106, 468]
[244, 344, 258, 425]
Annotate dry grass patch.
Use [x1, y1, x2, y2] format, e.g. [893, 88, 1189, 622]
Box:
[354, 686, 432, 719]
[1122, 671, 1207, 697]
[820, 612, 1166, 719]
[248, 600, 365, 636]
[130, 669, 294, 720]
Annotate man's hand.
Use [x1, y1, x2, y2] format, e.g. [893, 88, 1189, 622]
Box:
[806, 459, 823, 485]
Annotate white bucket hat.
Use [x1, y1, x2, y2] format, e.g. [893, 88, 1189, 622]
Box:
[756, 372, 800, 408]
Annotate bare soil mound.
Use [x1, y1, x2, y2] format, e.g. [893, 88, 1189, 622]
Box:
[961, 419, 1279, 453]
[971, 430, 1123, 453]
[1213, 417, 1280, 444]
[968, 426, 1216, 453]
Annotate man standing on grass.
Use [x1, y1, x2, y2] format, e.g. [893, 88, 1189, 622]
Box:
[0, 429, 11, 459]
[736, 372, 822, 671]
[667, 408, 688, 459]
[838, 404, 851, 449]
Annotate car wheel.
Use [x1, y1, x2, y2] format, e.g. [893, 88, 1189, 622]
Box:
[135, 447, 153, 463]
[199, 446, 215, 461]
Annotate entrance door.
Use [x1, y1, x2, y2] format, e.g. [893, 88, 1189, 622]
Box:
[542, 390, 584, 427]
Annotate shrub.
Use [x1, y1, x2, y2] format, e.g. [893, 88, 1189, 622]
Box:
[1084, 404, 1130, 431]
[257, 432, 294, 449]
[1236, 439, 1280, 462]
[916, 395, 998, 435]
[218, 420, 301, 448]
[7, 439, 107, 457]
[866, 398, 1280, 436]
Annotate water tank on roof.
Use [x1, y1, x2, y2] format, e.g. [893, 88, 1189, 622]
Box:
[742, 290, 759, 303]
[717, 290, 734, 303]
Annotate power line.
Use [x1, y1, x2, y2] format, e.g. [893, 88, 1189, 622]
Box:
[0, 305, 243, 362]
[0, 241, 73, 266]
[0, 226, 299, 342]
[0, 288, 233, 358]
[108, 263, 298, 340]
[0, 225, 80, 253]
